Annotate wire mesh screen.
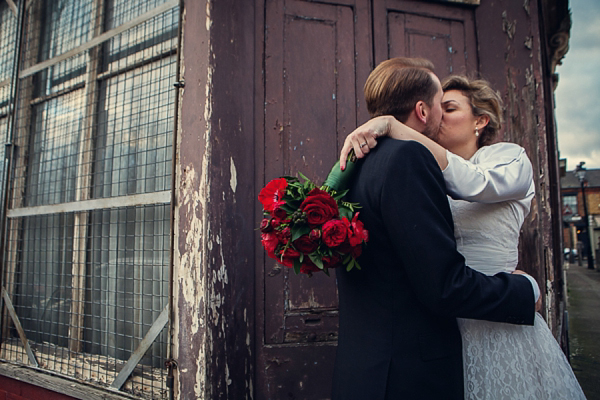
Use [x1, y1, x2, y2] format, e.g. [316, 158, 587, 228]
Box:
[1, 0, 177, 398]
[26, 90, 84, 206]
[0, 1, 19, 227]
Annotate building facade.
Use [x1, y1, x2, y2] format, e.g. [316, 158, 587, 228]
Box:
[0, 0, 571, 399]
[561, 167, 600, 267]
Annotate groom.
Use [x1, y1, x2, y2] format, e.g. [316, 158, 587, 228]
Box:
[332, 58, 539, 399]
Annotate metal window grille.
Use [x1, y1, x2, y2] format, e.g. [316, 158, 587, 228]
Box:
[0, 1, 19, 232]
[0, 1, 178, 398]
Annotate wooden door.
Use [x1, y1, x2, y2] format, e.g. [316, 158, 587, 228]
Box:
[374, 0, 478, 80]
[255, 0, 371, 398]
[255, 0, 478, 398]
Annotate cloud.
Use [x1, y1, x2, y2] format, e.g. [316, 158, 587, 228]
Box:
[554, 0, 600, 169]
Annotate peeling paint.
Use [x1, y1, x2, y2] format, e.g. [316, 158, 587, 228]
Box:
[230, 157, 238, 193]
[502, 11, 516, 40]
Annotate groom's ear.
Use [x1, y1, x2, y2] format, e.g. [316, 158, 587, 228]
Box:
[414, 100, 428, 125]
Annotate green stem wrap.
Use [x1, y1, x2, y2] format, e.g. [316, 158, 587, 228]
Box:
[322, 150, 358, 192]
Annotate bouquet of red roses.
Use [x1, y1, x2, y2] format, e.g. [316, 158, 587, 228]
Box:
[258, 155, 368, 276]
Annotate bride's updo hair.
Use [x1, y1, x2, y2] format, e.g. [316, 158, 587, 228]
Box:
[441, 75, 503, 148]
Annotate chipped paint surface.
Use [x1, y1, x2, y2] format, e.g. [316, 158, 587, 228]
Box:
[174, 1, 213, 399]
[230, 157, 237, 193]
[175, 0, 256, 398]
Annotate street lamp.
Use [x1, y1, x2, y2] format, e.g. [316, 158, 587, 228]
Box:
[575, 161, 595, 269]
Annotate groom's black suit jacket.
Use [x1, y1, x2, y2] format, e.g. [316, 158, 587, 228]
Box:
[332, 138, 535, 400]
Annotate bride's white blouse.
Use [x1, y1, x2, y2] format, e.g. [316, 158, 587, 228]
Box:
[441, 142, 535, 276]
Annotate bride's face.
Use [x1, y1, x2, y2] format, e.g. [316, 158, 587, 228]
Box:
[437, 90, 479, 153]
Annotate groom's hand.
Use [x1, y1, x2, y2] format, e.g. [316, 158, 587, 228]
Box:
[512, 270, 542, 312]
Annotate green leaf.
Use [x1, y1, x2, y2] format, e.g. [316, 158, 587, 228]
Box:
[322, 151, 358, 192]
[291, 224, 311, 241]
[354, 259, 362, 270]
[323, 268, 330, 277]
[346, 258, 355, 272]
[332, 189, 349, 201]
[293, 258, 301, 275]
[279, 203, 295, 213]
[282, 175, 298, 183]
[339, 207, 353, 220]
[297, 171, 310, 182]
[309, 253, 325, 270]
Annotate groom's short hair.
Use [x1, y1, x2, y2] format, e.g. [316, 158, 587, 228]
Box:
[364, 57, 437, 123]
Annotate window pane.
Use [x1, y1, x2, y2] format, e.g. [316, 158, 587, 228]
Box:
[14, 213, 74, 350]
[563, 195, 578, 215]
[0, 2, 18, 115]
[94, 56, 175, 198]
[36, 0, 93, 96]
[103, 1, 178, 75]
[25, 89, 84, 206]
[85, 204, 169, 368]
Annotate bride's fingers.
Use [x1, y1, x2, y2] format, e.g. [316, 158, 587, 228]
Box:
[339, 139, 354, 170]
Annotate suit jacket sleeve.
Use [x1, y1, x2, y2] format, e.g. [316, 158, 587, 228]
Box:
[381, 141, 535, 324]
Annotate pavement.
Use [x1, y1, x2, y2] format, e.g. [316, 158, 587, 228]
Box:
[566, 261, 600, 399]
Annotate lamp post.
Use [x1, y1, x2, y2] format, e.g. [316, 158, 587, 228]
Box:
[575, 161, 595, 269]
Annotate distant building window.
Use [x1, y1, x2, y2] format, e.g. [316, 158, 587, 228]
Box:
[563, 194, 578, 215]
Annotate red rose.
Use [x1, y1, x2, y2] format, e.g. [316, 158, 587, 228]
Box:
[260, 218, 274, 233]
[351, 245, 362, 259]
[277, 247, 301, 267]
[277, 226, 291, 242]
[293, 234, 319, 254]
[261, 233, 279, 258]
[322, 253, 342, 269]
[322, 219, 348, 247]
[271, 218, 282, 229]
[259, 178, 288, 212]
[300, 260, 321, 274]
[271, 204, 288, 220]
[299, 188, 339, 226]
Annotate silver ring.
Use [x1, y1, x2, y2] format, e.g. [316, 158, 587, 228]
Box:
[360, 142, 368, 148]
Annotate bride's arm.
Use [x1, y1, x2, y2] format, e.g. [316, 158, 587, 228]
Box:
[443, 143, 534, 203]
[339, 115, 448, 170]
[340, 116, 534, 204]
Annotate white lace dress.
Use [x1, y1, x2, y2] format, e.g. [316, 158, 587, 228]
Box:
[443, 142, 586, 400]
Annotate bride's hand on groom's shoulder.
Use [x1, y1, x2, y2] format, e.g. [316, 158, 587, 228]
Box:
[339, 116, 391, 170]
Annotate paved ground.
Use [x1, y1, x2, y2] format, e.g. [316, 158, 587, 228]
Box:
[566, 262, 600, 399]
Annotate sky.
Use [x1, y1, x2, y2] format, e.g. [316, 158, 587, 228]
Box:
[554, 0, 600, 170]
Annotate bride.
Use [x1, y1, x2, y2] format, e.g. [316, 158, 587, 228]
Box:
[340, 75, 586, 399]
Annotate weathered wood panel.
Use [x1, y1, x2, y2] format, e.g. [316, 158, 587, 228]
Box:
[256, 0, 371, 398]
[475, 0, 563, 335]
[175, 0, 256, 399]
[374, 0, 478, 78]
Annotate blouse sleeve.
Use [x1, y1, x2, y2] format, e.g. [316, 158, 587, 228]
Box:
[441, 142, 534, 203]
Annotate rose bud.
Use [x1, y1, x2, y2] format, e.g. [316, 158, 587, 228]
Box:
[260, 218, 273, 233]
[309, 228, 321, 241]
[278, 226, 292, 241]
